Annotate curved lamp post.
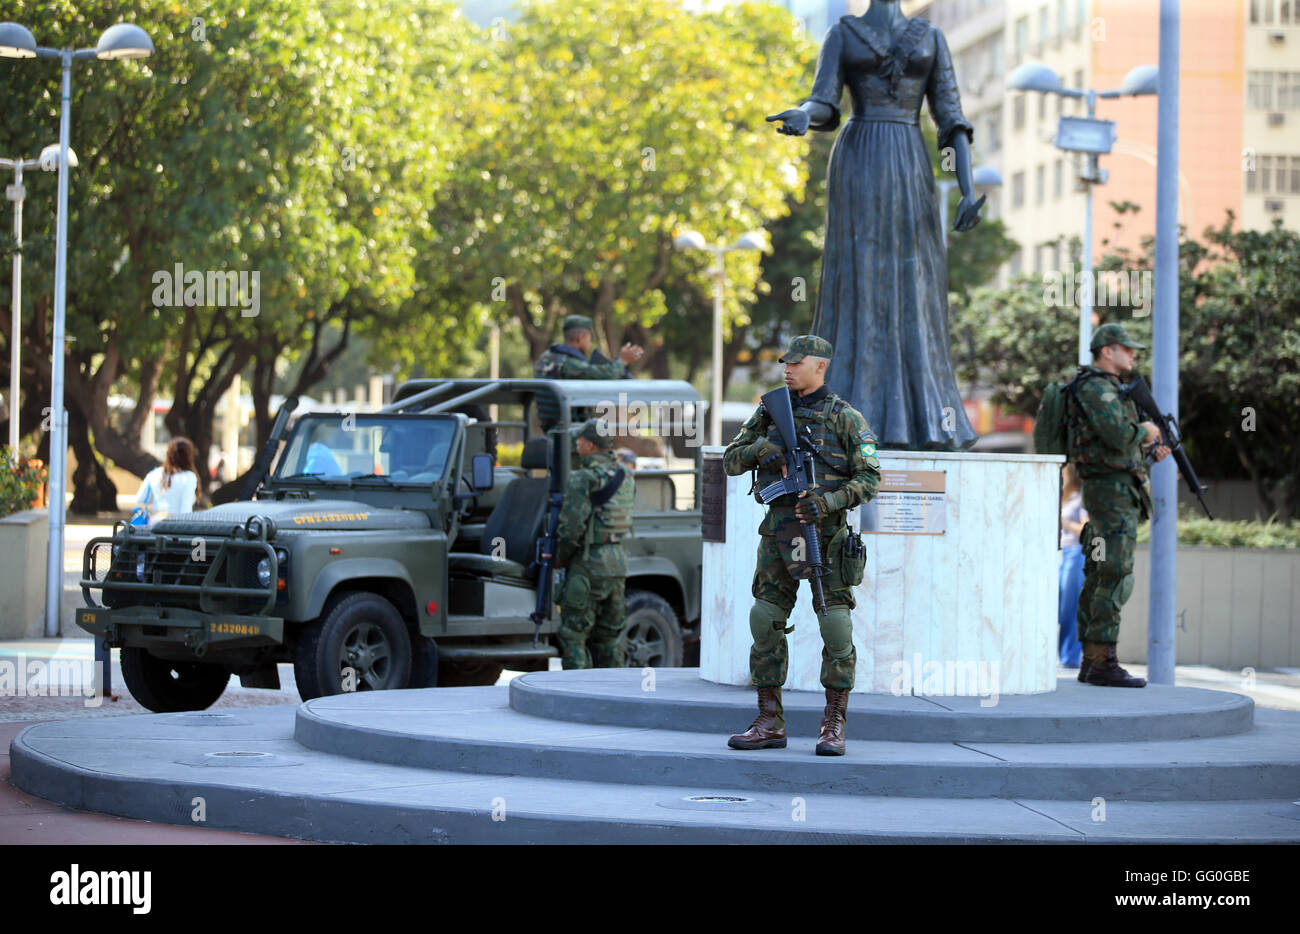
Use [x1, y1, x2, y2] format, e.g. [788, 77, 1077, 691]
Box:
[0, 21, 152, 637]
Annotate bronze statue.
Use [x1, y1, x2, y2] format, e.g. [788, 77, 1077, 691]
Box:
[768, 0, 983, 450]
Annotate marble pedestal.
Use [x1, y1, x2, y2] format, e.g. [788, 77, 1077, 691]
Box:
[700, 448, 1066, 695]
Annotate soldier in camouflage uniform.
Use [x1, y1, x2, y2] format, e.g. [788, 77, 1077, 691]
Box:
[721, 336, 881, 755]
[1067, 323, 1170, 688]
[533, 315, 644, 431]
[547, 418, 636, 669]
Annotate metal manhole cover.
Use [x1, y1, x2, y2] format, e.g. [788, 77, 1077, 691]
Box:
[175, 751, 303, 768]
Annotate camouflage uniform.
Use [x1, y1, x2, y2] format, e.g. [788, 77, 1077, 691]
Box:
[1068, 326, 1153, 646]
[722, 343, 881, 691]
[555, 420, 636, 669]
[533, 315, 629, 431]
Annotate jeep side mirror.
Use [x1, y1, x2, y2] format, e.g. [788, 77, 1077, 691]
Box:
[471, 453, 495, 492]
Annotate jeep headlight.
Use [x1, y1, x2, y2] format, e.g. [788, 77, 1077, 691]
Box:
[256, 557, 273, 587]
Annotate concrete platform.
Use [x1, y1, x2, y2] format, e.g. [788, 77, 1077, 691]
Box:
[507, 669, 1255, 742]
[10, 670, 1300, 843]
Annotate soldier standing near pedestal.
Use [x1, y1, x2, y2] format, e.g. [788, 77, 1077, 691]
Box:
[721, 336, 881, 755]
[1068, 323, 1170, 688]
[549, 418, 636, 669]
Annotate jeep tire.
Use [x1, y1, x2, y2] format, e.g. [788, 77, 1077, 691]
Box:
[120, 648, 231, 712]
[622, 589, 683, 668]
[295, 592, 411, 700]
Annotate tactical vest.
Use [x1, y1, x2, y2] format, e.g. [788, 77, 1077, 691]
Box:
[1067, 367, 1145, 475]
[751, 391, 853, 504]
[585, 459, 634, 548]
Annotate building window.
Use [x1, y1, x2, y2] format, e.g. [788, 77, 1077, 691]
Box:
[1014, 94, 1026, 130]
[1054, 158, 1064, 198]
[1074, 69, 1086, 112]
[987, 106, 1003, 152]
[1015, 17, 1029, 63]
[1010, 249, 1023, 276]
[1249, 71, 1273, 109]
[1012, 171, 1025, 208]
[1040, 5, 1051, 43]
[991, 34, 1004, 75]
[1260, 155, 1273, 192]
[1292, 155, 1300, 193]
[1247, 162, 1258, 193]
[1038, 93, 1047, 120]
[1036, 164, 1045, 204]
[1058, 0, 1068, 36]
[1034, 245, 1044, 273]
[1077, 0, 1087, 28]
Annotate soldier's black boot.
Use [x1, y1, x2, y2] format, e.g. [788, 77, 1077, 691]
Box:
[728, 686, 786, 749]
[815, 687, 849, 756]
[1086, 642, 1147, 688]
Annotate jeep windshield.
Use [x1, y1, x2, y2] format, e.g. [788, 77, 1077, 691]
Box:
[274, 414, 458, 485]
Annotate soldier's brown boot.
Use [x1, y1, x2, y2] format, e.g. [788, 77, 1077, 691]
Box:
[1078, 641, 1103, 683]
[728, 686, 786, 749]
[815, 687, 849, 756]
[1085, 642, 1147, 688]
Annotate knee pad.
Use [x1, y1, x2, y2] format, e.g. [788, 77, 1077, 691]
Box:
[818, 605, 854, 659]
[749, 599, 790, 648]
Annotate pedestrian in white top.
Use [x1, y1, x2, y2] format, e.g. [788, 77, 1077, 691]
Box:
[136, 437, 200, 527]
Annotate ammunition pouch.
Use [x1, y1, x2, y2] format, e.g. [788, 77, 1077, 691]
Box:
[831, 525, 867, 589]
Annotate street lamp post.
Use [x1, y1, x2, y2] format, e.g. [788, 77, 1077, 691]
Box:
[673, 229, 768, 446]
[2, 144, 77, 452]
[1007, 62, 1158, 366]
[0, 21, 153, 637]
[938, 164, 1003, 252]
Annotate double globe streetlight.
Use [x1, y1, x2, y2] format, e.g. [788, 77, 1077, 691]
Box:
[0, 20, 153, 637]
[1007, 61, 1158, 365]
[673, 229, 768, 446]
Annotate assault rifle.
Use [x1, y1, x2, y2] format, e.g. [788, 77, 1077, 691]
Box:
[756, 387, 829, 614]
[531, 430, 567, 647]
[1122, 375, 1213, 519]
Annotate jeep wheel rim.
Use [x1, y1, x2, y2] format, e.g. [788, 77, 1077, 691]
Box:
[340, 622, 392, 690]
[623, 619, 664, 667]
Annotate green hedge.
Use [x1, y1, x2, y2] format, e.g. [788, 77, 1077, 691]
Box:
[1137, 511, 1300, 549]
[0, 449, 47, 519]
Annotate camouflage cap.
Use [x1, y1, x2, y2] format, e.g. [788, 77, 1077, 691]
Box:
[778, 334, 834, 363]
[562, 314, 595, 333]
[1090, 322, 1146, 352]
[577, 417, 614, 449]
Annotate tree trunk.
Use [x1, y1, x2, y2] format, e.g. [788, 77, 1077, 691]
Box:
[67, 407, 118, 514]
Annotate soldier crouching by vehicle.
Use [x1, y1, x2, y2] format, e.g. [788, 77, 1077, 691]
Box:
[721, 336, 880, 756]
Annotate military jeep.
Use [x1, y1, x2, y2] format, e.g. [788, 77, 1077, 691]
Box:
[77, 378, 704, 711]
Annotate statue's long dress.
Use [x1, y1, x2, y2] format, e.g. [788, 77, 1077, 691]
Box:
[807, 16, 978, 450]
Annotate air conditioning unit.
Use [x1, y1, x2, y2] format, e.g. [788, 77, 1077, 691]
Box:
[1269, 31, 1286, 43]
[1264, 199, 1285, 212]
[1268, 112, 1285, 126]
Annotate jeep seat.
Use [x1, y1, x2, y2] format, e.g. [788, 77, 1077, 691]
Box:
[446, 437, 551, 582]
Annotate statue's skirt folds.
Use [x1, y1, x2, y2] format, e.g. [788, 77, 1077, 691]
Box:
[813, 115, 977, 451]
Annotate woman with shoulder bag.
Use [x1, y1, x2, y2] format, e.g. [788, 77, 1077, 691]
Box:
[134, 437, 200, 528]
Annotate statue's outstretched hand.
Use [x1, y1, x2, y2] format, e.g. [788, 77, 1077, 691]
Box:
[954, 193, 985, 232]
[766, 109, 810, 136]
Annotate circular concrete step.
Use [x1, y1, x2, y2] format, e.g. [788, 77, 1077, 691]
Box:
[291, 684, 1300, 802]
[507, 669, 1255, 743]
